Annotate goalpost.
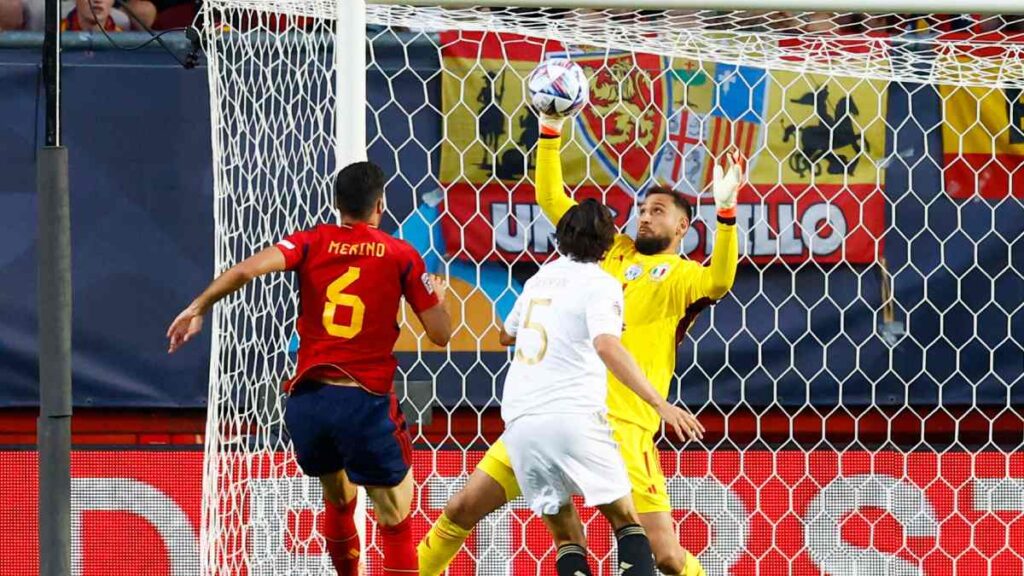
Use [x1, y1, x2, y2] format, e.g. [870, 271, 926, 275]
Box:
[198, 1, 1024, 574]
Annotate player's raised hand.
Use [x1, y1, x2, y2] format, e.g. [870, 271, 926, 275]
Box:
[656, 402, 705, 442]
[429, 274, 449, 304]
[166, 304, 204, 354]
[712, 149, 744, 212]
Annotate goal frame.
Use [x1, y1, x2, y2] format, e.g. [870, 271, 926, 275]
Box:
[199, 0, 1024, 572]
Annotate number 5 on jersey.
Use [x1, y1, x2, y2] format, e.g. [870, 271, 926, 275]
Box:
[516, 298, 551, 365]
[323, 266, 364, 338]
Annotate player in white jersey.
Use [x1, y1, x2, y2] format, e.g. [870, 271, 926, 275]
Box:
[499, 199, 701, 576]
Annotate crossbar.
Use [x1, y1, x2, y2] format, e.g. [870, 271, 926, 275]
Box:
[367, 0, 1023, 16]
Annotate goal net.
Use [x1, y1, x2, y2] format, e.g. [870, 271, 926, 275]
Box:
[197, 2, 1024, 574]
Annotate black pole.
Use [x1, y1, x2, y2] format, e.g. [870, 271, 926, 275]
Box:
[41, 0, 58, 146]
[38, 0, 71, 569]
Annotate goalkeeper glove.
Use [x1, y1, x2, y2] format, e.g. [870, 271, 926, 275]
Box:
[712, 150, 743, 215]
[538, 113, 567, 137]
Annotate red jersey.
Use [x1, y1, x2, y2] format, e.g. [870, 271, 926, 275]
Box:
[275, 223, 439, 395]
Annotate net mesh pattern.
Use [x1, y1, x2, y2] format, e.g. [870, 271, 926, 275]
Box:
[197, 3, 1024, 574]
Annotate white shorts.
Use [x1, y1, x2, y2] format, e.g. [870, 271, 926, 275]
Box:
[503, 412, 631, 516]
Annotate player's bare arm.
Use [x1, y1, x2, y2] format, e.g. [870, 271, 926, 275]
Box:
[593, 334, 704, 441]
[498, 323, 515, 346]
[166, 246, 287, 353]
[416, 274, 453, 346]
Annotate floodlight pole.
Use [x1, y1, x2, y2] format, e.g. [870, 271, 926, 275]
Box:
[38, 0, 72, 569]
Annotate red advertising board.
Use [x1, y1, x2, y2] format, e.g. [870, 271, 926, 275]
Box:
[3, 450, 1022, 575]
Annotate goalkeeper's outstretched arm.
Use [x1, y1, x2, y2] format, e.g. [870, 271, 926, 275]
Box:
[534, 115, 577, 225]
[698, 152, 743, 300]
[166, 247, 287, 353]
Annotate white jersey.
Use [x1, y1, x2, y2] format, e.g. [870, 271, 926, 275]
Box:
[501, 257, 624, 424]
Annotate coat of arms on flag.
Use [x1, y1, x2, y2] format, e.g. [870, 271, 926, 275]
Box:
[702, 63, 766, 188]
[651, 59, 711, 195]
[653, 107, 706, 195]
[571, 50, 672, 193]
[653, 62, 764, 198]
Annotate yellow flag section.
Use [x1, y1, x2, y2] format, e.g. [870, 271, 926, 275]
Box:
[438, 33, 638, 189]
[941, 82, 1024, 200]
[438, 36, 553, 187]
[752, 70, 887, 187]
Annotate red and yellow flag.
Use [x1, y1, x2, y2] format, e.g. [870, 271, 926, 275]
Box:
[942, 84, 1024, 199]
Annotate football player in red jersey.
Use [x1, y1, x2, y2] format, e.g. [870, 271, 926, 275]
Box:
[167, 161, 452, 576]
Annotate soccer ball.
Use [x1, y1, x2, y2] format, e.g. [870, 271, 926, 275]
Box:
[527, 59, 589, 118]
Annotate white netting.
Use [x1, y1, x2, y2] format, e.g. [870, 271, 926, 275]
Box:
[199, 3, 1024, 575]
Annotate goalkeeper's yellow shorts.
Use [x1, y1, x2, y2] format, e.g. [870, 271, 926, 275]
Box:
[477, 416, 671, 514]
[609, 415, 671, 514]
[476, 438, 522, 501]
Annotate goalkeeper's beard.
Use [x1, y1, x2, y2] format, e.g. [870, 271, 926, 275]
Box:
[635, 232, 672, 255]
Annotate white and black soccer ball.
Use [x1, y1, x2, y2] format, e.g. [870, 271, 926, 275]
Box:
[526, 59, 589, 118]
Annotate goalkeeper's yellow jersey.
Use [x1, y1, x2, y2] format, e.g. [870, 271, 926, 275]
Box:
[534, 136, 739, 432]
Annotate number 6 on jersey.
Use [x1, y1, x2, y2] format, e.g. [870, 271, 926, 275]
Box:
[323, 266, 364, 339]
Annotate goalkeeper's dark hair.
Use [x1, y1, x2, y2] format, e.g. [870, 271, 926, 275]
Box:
[555, 199, 616, 263]
[645, 184, 693, 222]
[334, 161, 386, 219]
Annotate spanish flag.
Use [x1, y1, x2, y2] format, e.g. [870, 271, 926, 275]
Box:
[942, 85, 1024, 199]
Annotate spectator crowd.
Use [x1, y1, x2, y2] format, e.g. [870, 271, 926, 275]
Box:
[0, 6, 1020, 49]
[0, 0, 194, 32]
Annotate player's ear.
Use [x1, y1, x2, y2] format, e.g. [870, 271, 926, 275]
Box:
[676, 213, 689, 237]
[375, 197, 385, 216]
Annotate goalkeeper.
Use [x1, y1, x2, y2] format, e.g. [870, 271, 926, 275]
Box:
[419, 113, 741, 576]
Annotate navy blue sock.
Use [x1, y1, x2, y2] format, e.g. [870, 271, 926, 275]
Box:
[556, 543, 593, 576]
[615, 524, 656, 575]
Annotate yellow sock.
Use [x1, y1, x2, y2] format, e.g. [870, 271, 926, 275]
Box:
[417, 512, 472, 576]
[679, 551, 705, 576]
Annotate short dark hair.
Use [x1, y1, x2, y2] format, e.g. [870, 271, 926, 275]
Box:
[555, 199, 616, 263]
[334, 161, 386, 219]
[644, 185, 693, 222]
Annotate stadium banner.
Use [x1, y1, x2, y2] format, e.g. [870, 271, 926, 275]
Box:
[4, 449, 1023, 575]
[438, 32, 886, 265]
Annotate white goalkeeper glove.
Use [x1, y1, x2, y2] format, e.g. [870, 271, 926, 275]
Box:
[539, 113, 567, 137]
[712, 150, 743, 213]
